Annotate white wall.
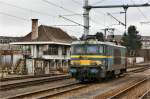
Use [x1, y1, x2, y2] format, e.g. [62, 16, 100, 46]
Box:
[127, 57, 144, 64]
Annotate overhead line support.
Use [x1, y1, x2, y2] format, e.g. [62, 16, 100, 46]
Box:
[83, 2, 150, 34]
[84, 3, 150, 9]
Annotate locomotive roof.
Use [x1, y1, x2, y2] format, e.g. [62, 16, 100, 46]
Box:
[72, 40, 126, 48]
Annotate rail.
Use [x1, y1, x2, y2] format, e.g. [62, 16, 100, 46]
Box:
[0, 73, 63, 82]
[139, 89, 150, 99]
[6, 82, 88, 99]
[0, 74, 70, 90]
[109, 78, 149, 99]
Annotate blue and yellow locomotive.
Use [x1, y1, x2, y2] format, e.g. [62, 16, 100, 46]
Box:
[69, 36, 127, 81]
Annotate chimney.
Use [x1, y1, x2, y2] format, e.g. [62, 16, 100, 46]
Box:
[31, 19, 38, 40]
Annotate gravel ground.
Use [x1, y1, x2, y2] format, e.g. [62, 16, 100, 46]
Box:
[115, 79, 150, 99]
[50, 69, 150, 99]
[0, 68, 149, 99]
[142, 91, 150, 99]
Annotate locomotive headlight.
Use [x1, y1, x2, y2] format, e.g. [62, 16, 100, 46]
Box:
[102, 60, 105, 65]
[90, 61, 97, 65]
[91, 61, 102, 65]
[71, 61, 80, 65]
[90, 68, 98, 74]
[96, 61, 102, 65]
[71, 61, 74, 65]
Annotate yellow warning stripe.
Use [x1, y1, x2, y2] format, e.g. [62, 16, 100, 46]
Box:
[71, 55, 113, 58]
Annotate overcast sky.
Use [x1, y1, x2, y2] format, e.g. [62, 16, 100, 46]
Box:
[0, 0, 150, 38]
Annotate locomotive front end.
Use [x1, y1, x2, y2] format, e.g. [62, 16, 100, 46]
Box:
[69, 41, 106, 81]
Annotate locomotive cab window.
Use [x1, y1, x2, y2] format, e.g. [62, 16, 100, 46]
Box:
[71, 44, 104, 55]
[99, 45, 104, 54]
[71, 45, 85, 54]
[86, 45, 98, 54]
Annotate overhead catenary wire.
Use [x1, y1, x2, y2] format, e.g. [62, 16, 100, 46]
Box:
[92, 0, 107, 5]
[42, 0, 81, 15]
[71, 0, 82, 5]
[59, 14, 83, 16]
[0, 11, 29, 21]
[43, 0, 106, 30]
[51, 25, 81, 26]
[42, 0, 87, 28]
[140, 0, 150, 15]
[130, 0, 149, 21]
[59, 15, 84, 27]
[0, 0, 83, 28]
[72, 0, 110, 30]
[0, 1, 55, 17]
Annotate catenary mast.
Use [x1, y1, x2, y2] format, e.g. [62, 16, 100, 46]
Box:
[83, 0, 90, 36]
[83, 0, 150, 36]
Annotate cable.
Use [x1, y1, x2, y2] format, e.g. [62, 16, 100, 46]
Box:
[71, 0, 103, 26]
[42, 0, 80, 15]
[130, 0, 149, 21]
[0, 11, 29, 21]
[63, 27, 83, 37]
[92, 0, 107, 5]
[59, 14, 82, 16]
[51, 25, 81, 26]
[42, 0, 105, 30]
[0, 1, 55, 17]
[42, 0, 118, 34]
[71, 0, 82, 5]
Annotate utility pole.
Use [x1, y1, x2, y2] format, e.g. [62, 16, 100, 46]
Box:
[123, 7, 128, 32]
[83, 2, 150, 35]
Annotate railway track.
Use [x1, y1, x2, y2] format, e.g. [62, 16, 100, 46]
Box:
[128, 66, 150, 73]
[1, 64, 149, 99]
[140, 90, 150, 99]
[47, 67, 150, 99]
[0, 74, 70, 91]
[4, 81, 88, 99]
[108, 78, 149, 99]
[0, 73, 62, 82]
[93, 78, 150, 99]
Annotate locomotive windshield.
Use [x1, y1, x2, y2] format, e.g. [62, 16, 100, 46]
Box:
[73, 45, 85, 54]
[86, 45, 98, 54]
[71, 44, 104, 54]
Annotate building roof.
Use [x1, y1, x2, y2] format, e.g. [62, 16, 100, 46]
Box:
[0, 36, 22, 44]
[18, 25, 73, 44]
[107, 35, 122, 42]
[107, 35, 150, 42]
[141, 36, 150, 41]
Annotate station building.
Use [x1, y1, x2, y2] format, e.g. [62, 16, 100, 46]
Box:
[11, 19, 74, 75]
[0, 36, 22, 70]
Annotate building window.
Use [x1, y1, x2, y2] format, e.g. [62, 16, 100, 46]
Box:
[62, 46, 67, 55]
[44, 45, 58, 55]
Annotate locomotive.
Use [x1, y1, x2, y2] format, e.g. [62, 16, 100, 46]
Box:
[69, 34, 127, 82]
